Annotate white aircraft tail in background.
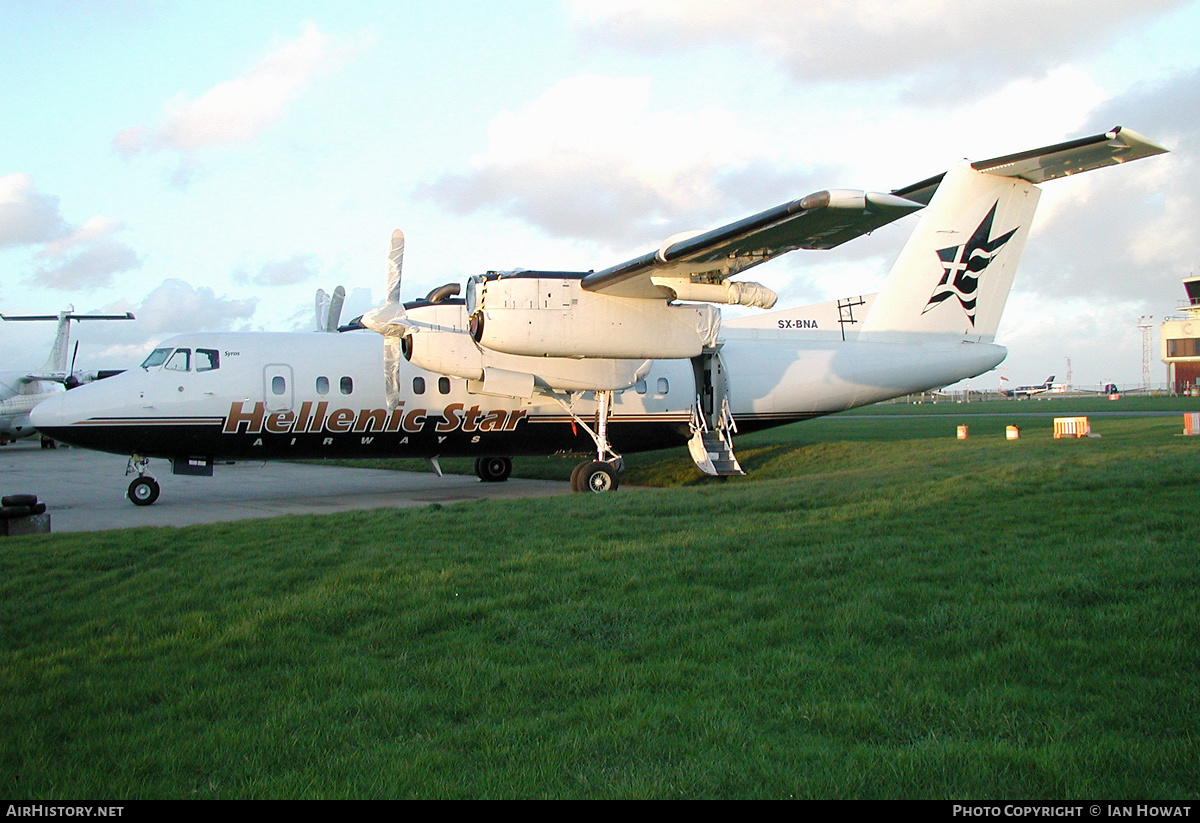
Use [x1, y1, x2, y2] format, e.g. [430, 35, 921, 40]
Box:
[0, 309, 134, 444]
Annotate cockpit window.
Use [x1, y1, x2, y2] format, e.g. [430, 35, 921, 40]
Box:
[140, 348, 172, 369]
[195, 349, 219, 372]
[164, 349, 191, 371]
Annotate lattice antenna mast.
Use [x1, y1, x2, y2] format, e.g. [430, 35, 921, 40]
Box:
[1138, 316, 1154, 389]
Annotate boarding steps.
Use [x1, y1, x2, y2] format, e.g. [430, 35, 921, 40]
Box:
[688, 396, 745, 476]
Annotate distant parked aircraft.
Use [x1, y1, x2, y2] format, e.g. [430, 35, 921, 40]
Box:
[0, 309, 133, 445]
[1000, 375, 1063, 398]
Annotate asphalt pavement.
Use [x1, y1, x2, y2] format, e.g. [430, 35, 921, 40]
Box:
[0, 440, 568, 534]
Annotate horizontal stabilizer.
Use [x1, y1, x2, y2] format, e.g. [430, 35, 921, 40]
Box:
[1, 312, 134, 321]
[893, 127, 1168, 205]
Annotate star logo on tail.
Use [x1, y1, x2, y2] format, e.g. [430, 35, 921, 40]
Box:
[923, 202, 1018, 326]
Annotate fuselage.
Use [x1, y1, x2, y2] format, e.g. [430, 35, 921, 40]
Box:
[0, 373, 63, 441]
[31, 325, 1005, 463]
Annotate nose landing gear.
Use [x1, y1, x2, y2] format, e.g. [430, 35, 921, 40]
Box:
[126, 455, 160, 506]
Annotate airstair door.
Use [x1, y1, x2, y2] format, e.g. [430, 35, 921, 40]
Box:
[688, 349, 744, 476]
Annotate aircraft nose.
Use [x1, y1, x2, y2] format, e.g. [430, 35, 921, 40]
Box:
[30, 392, 66, 430]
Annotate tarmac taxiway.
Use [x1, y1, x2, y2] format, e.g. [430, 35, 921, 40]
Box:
[0, 441, 568, 534]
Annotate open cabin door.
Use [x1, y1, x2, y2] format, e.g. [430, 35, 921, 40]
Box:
[688, 348, 744, 476]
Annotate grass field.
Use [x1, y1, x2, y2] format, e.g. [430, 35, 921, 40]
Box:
[2, 400, 1198, 798]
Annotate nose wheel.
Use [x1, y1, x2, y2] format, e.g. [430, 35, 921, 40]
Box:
[125, 454, 160, 506]
[127, 476, 161, 506]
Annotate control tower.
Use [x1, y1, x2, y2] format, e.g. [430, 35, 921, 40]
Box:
[1160, 276, 1200, 394]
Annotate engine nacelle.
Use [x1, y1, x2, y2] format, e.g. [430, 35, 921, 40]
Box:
[403, 328, 485, 382]
[403, 326, 651, 394]
[466, 272, 720, 360]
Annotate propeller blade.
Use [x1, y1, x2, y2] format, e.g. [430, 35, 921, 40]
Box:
[315, 289, 330, 332]
[328, 285, 345, 331]
[386, 229, 404, 305]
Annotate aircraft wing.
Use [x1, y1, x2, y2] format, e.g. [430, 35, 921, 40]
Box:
[582, 189, 923, 299]
[583, 127, 1167, 301]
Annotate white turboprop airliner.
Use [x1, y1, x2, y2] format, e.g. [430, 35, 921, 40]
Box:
[0, 309, 133, 445]
[32, 128, 1166, 503]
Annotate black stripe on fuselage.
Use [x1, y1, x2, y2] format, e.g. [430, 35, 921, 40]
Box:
[40, 416, 696, 460]
[41, 411, 820, 461]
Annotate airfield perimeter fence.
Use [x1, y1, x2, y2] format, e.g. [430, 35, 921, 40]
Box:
[886, 385, 1174, 404]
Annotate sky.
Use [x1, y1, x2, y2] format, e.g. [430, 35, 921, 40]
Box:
[2, 0, 1199, 390]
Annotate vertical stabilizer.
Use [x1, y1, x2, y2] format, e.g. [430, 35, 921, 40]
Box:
[0, 310, 135, 373]
[43, 311, 76, 372]
[862, 163, 1040, 342]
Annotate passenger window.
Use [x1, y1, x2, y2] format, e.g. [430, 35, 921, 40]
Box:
[316, 376, 329, 395]
[195, 349, 219, 372]
[340, 376, 353, 395]
[635, 380, 647, 395]
[657, 377, 669, 395]
[272, 376, 286, 395]
[438, 376, 450, 394]
[140, 348, 172, 369]
[413, 377, 425, 394]
[165, 349, 190, 372]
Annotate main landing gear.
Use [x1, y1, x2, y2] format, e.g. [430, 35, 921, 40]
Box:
[554, 389, 622, 494]
[474, 456, 512, 483]
[570, 460, 619, 493]
[126, 454, 160, 506]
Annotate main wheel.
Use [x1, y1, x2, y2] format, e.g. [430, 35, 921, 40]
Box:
[569, 461, 588, 492]
[575, 461, 618, 493]
[475, 456, 512, 482]
[128, 476, 161, 506]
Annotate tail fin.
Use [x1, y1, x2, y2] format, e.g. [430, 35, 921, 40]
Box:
[861, 127, 1167, 342]
[861, 162, 1038, 342]
[43, 312, 75, 372]
[0, 309, 134, 372]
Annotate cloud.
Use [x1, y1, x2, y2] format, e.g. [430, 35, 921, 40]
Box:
[1, 176, 143, 289]
[0, 279, 261, 369]
[418, 75, 816, 246]
[0, 173, 69, 249]
[114, 22, 364, 159]
[1009, 67, 1200, 307]
[30, 217, 142, 290]
[130, 278, 258, 334]
[234, 253, 321, 287]
[571, 0, 1187, 97]
[74, 279, 260, 364]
